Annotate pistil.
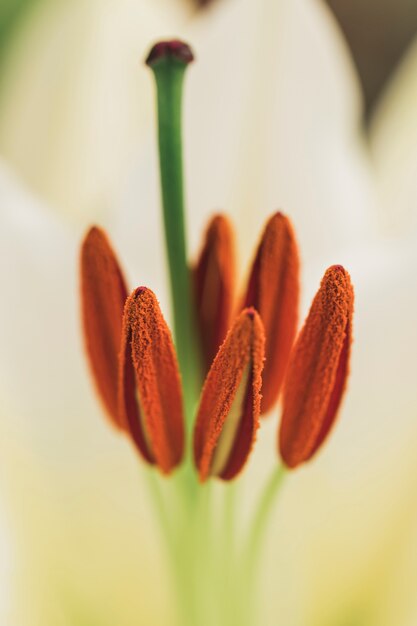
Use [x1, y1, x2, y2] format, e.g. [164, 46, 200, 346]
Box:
[146, 41, 201, 422]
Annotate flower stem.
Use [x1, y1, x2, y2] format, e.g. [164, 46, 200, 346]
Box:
[146, 41, 201, 428]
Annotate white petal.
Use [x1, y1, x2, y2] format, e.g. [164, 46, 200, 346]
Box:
[0, 0, 186, 222]
[0, 162, 169, 623]
[183, 0, 377, 269]
[370, 35, 417, 238]
[2, 0, 412, 622]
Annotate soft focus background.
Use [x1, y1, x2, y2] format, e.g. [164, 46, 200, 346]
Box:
[1, 0, 417, 624]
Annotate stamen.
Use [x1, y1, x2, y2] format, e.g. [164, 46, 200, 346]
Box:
[194, 214, 235, 372]
[119, 287, 185, 474]
[194, 309, 265, 482]
[279, 265, 354, 468]
[243, 212, 299, 414]
[80, 226, 128, 428]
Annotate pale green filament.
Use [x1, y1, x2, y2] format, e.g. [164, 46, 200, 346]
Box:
[241, 464, 287, 624]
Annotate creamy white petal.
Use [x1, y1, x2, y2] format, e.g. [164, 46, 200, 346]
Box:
[182, 0, 377, 270]
[0, 163, 170, 624]
[1, 0, 378, 265]
[370, 35, 417, 238]
[0, 0, 186, 223]
[0, 500, 13, 622]
[2, 0, 415, 624]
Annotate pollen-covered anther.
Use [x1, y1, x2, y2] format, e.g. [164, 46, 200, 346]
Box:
[118, 287, 185, 474]
[243, 212, 299, 414]
[80, 226, 128, 429]
[279, 265, 354, 469]
[194, 308, 265, 482]
[194, 214, 235, 372]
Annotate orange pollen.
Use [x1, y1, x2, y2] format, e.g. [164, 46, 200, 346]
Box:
[279, 265, 354, 469]
[80, 226, 128, 429]
[118, 287, 185, 474]
[243, 212, 300, 414]
[193, 214, 235, 373]
[193, 308, 265, 482]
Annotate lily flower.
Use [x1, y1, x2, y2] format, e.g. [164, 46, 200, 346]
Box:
[1, 0, 417, 625]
